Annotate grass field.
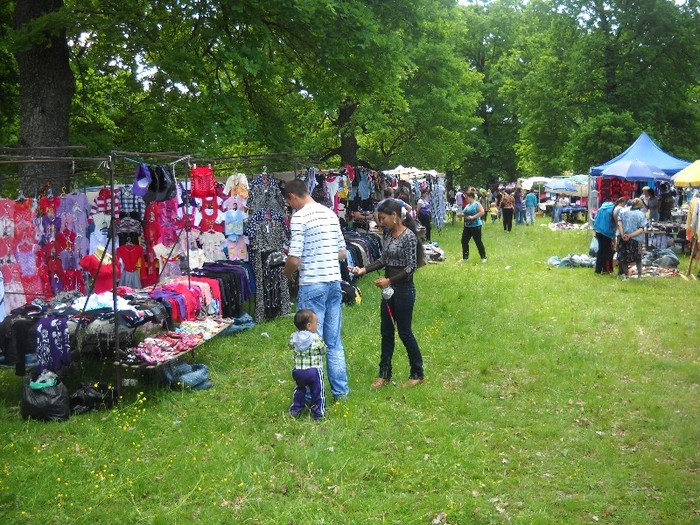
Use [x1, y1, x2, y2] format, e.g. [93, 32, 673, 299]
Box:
[1, 218, 698, 524]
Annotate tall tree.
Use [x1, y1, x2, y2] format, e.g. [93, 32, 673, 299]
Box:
[12, 0, 75, 192]
[457, 0, 522, 185]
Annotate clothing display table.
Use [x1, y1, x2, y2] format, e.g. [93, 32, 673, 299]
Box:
[560, 205, 587, 222]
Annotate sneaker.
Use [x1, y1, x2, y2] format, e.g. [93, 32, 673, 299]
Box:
[481, 258, 487, 263]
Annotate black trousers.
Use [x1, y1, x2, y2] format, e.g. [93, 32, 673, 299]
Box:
[594, 233, 614, 274]
[502, 208, 514, 231]
[417, 213, 432, 241]
[461, 226, 486, 260]
[379, 282, 423, 380]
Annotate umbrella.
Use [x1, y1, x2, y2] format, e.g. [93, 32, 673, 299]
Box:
[561, 176, 589, 197]
[671, 160, 700, 188]
[600, 159, 671, 182]
[545, 179, 579, 195]
[521, 176, 551, 190]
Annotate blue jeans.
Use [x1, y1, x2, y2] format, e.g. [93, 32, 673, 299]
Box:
[297, 281, 349, 399]
[379, 282, 423, 380]
[526, 206, 536, 225]
[552, 205, 561, 223]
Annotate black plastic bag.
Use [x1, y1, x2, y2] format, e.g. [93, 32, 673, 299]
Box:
[20, 374, 70, 422]
[70, 381, 120, 415]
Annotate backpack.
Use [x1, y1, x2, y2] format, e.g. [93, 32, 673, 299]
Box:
[593, 202, 615, 237]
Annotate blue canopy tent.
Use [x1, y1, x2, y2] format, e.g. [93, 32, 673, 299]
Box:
[590, 132, 691, 176]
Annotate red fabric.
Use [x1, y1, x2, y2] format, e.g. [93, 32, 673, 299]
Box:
[198, 197, 223, 233]
[79, 254, 122, 294]
[190, 166, 217, 198]
[189, 276, 222, 307]
[116, 244, 145, 272]
[38, 241, 62, 265]
[62, 268, 86, 294]
[163, 283, 200, 320]
[90, 188, 121, 219]
[14, 198, 34, 222]
[56, 229, 76, 252]
[39, 196, 61, 215]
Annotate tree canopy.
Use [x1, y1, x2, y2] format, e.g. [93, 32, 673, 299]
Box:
[2, 0, 699, 191]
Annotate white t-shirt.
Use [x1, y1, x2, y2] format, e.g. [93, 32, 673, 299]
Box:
[288, 202, 346, 285]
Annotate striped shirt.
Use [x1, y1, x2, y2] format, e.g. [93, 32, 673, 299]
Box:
[288, 201, 345, 285]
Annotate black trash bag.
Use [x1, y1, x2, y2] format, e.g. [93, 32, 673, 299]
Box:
[20, 373, 70, 422]
[70, 381, 120, 415]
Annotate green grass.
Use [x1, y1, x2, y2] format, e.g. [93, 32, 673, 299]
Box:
[1, 218, 698, 524]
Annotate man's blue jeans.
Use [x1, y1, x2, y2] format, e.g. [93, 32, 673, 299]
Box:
[526, 206, 536, 225]
[297, 281, 349, 399]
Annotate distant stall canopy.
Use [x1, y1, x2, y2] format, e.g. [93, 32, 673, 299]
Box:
[590, 132, 691, 176]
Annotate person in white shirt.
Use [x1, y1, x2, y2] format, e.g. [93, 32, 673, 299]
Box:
[283, 179, 350, 401]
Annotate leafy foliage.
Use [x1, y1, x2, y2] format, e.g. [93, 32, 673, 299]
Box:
[1, 0, 699, 178]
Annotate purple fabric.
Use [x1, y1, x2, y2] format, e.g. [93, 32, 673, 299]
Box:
[35, 316, 71, 373]
[151, 289, 187, 320]
[290, 367, 325, 419]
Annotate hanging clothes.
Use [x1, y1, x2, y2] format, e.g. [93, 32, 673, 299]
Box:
[246, 208, 290, 322]
[247, 173, 285, 213]
[190, 165, 217, 198]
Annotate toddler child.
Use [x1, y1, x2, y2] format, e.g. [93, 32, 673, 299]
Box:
[489, 202, 499, 224]
[288, 309, 326, 419]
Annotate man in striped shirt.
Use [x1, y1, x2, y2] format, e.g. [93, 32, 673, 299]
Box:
[283, 179, 350, 401]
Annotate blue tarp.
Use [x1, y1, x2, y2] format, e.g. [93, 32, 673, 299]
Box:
[590, 132, 691, 176]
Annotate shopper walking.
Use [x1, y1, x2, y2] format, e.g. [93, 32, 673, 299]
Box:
[460, 191, 487, 263]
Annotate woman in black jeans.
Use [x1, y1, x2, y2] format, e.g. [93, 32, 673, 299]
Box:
[349, 199, 426, 387]
[416, 188, 432, 242]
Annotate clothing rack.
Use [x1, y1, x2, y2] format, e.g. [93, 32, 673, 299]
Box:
[111, 151, 194, 292]
[0, 152, 122, 377]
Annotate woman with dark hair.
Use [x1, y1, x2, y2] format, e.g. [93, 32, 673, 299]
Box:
[416, 188, 432, 242]
[460, 191, 487, 263]
[349, 199, 426, 387]
[500, 190, 515, 231]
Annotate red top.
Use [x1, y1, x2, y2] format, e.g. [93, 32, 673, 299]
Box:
[79, 254, 122, 294]
[116, 244, 145, 272]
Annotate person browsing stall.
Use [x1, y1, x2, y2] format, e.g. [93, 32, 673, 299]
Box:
[374, 188, 412, 225]
[283, 179, 350, 401]
[593, 200, 616, 274]
[416, 188, 432, 242]
[616, 198, 648, 280]
[348, 199, 425, 387]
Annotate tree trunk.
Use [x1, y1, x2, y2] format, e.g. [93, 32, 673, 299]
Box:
[335, 98, 359, 165]
[13, 0, 75, 193]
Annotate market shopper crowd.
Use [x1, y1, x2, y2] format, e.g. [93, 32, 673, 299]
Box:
[276, 169, 695, 423]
